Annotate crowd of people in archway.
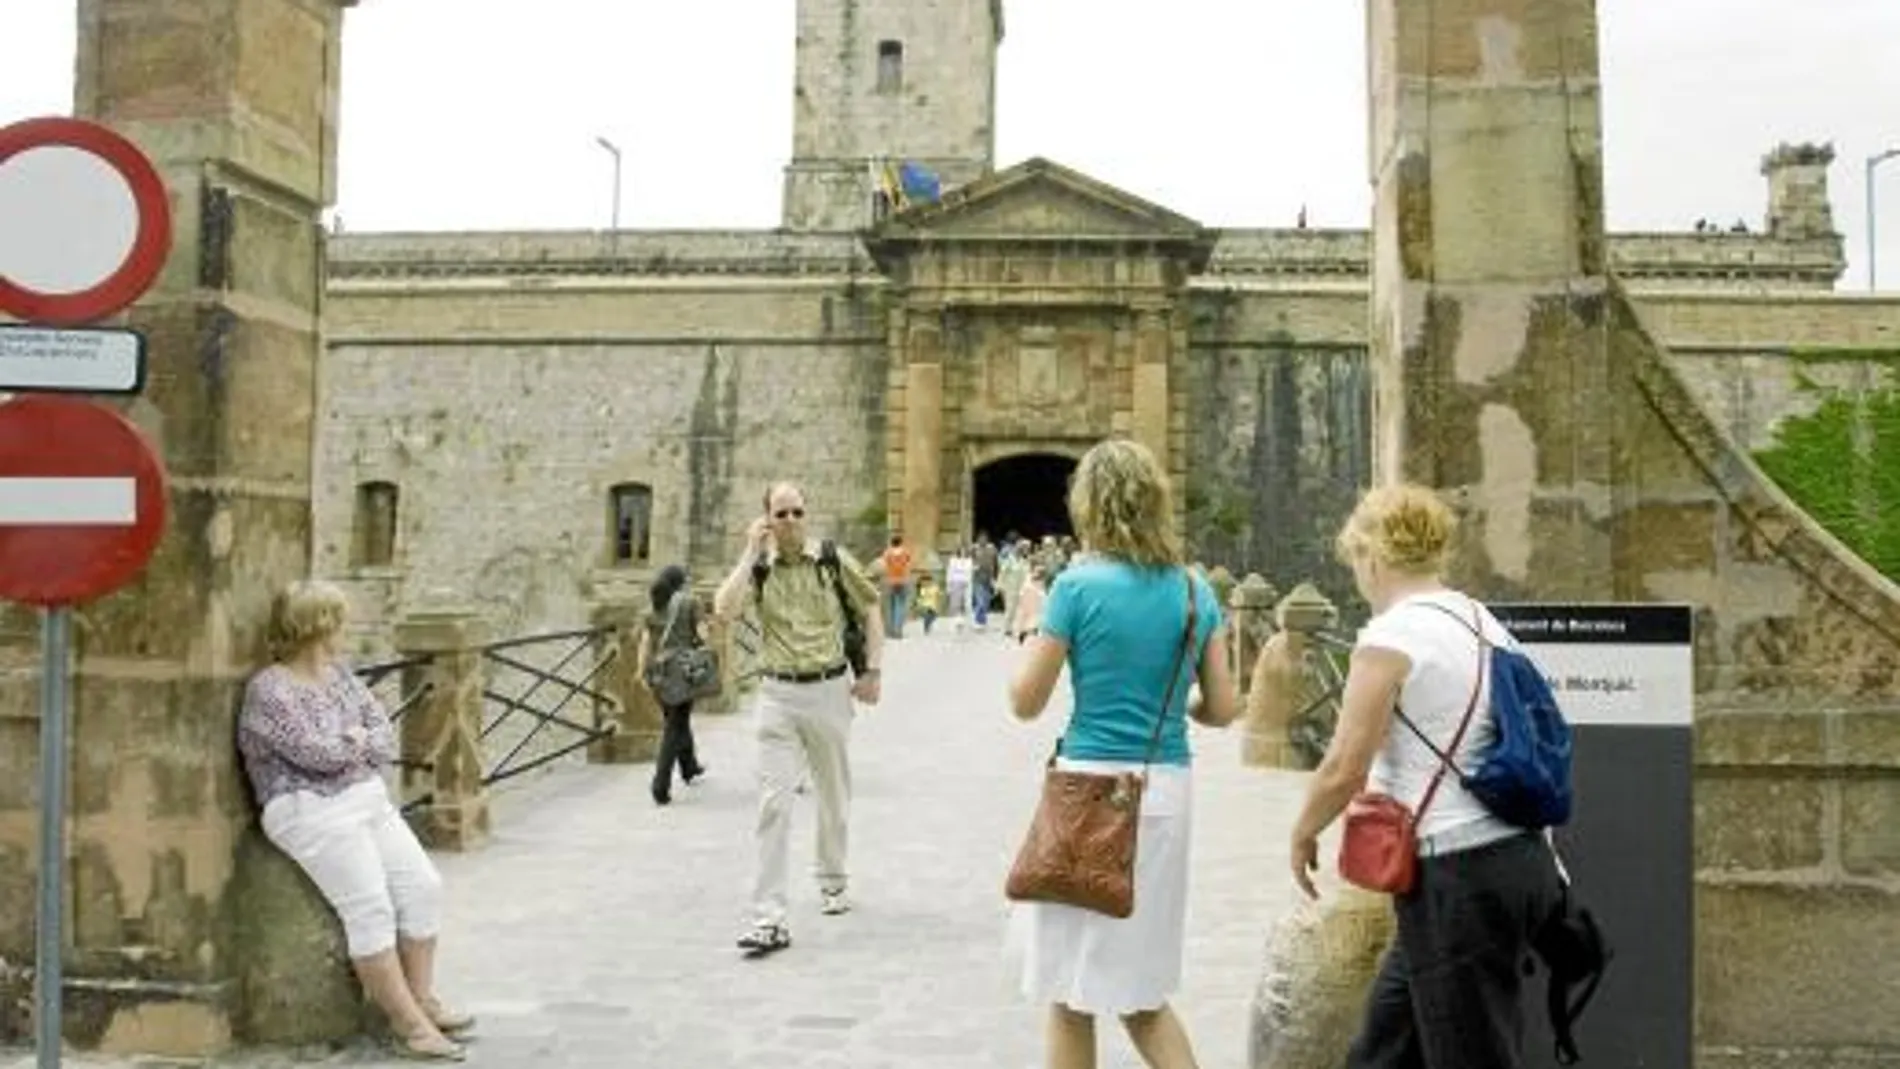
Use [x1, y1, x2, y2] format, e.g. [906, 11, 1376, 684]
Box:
[865, 530, 1081, 640]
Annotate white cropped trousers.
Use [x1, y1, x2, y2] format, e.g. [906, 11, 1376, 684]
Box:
[261, 776, 443, 958]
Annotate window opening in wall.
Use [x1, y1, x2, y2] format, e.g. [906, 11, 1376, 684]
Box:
[610, 482, 654, 564]
[877, 40, 904, 94]
[353, 481, 399, 568]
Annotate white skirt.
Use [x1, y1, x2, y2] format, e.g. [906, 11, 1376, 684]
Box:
[1010, 759, 1193, 1016]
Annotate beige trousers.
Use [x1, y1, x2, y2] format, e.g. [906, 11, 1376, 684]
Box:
[751, 674, 854, 928]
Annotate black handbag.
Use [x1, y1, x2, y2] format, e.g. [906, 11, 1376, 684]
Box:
[644, 593, 719, 706]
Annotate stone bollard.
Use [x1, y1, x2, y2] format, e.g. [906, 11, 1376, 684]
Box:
[394, 610, 492, 852]
[1229, 573, 1278, 694]
[587, 601, 662, 762]
[1204, 565, 1237, 615]
[1250, 886, 1395, 1069]
[1230, 574, 1283, 766]
[1277, 583, 1340, 771]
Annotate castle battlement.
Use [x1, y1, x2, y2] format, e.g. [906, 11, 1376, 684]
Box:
[327, 222, 1845, 294]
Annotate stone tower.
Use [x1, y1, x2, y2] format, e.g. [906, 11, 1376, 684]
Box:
[1761, 141, 1838, 240]
[781, 0, 1004, 231]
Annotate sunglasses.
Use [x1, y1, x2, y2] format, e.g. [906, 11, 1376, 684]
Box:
[773, 508, 805, 520]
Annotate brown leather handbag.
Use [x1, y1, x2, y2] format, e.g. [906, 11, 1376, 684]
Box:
[1337, 600, 1488, 895]
[1004, 571, 1198, 919]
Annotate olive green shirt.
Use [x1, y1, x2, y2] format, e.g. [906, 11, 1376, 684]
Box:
[745, 540, 880, 676]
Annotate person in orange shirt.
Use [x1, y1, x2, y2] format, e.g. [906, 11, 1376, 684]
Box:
[874, 534, 915, 638]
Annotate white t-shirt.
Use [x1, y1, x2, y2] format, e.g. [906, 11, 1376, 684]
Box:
[1355, 590, 1519, 844]
[946, 556, 973, 585]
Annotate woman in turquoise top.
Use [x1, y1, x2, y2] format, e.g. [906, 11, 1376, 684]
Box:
[1008, 438, 1241, 1069]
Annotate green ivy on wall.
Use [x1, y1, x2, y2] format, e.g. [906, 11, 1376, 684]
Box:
[1185, 482, 1249, 539]
[1752, 360, 1900, 580]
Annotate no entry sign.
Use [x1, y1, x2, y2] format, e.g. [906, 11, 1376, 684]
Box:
[0, 396, 167, 606]
[0, 116, 172, 326]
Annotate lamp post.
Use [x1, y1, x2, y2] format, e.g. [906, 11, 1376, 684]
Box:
[594, 136, 622, 233]
[1867, 148, 1900, 291]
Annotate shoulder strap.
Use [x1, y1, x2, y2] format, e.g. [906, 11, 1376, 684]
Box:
[656, 590, 685, 649]
[1139, 568, 1200, 770]
[1412, 598, 1489, 821]
[1551, 905, 1608, 1066]
[1390, 596, 1486, 762]
[818, 540, 858, 625]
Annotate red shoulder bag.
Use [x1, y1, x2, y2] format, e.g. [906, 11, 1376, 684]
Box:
[1337, 602, 1488, 895]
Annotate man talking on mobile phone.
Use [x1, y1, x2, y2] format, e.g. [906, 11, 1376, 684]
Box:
[713, 481, 884, 956]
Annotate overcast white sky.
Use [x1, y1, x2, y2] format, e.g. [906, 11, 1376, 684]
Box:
[6, 1, 1899, 287]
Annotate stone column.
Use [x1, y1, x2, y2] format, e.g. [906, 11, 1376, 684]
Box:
[1368, 0, 1616, 597]
[1130, 307, 1172, 468]
[901, 309, 946, 552]
[588, 601, 662, 763]
[394, 611, 491, 852]
[1364, 4, 1900, 1066]
[0, 0, 357, 1055]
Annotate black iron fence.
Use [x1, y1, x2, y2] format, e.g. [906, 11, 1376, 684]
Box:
[1284, 627, 1354, 768]
[478, 627, 619, 788]
[354, 625, 620, 813]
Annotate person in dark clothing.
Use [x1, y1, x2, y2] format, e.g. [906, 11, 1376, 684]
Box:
[639, 564, 709, 805]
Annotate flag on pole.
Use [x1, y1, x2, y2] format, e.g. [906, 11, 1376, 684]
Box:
[897, 162, 942, 206]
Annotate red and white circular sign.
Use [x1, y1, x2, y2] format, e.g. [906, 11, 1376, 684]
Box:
[0, 117, 173, 326]
[0, 396, 168, 607]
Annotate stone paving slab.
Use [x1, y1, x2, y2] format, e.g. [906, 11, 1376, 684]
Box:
[6, 629, 1315, 1068]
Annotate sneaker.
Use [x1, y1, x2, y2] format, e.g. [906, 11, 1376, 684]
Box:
[737, 923, 792, 957]
[819, 889, 852, 916]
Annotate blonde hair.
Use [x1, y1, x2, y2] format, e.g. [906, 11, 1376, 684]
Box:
[1335, 484, 1458, 575]
[266, 580, 349, 660]
[1066, 438, 1182, 568]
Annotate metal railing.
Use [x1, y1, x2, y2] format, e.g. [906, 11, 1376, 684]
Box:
[478, 627, 618, 788]
[1284, 628, 1354, 769]
[353, 625, 621, 813]
[356, 654, 434, 725]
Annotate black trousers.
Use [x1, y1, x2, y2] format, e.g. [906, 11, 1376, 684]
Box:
[652, 701, 702, 795]
[1346, 831, 1564, 1069]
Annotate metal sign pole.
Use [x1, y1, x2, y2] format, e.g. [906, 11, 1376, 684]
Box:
[35, 606, 69, 1069]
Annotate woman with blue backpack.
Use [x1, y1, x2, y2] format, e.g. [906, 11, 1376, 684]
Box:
[1254, 484, 1569, 1069]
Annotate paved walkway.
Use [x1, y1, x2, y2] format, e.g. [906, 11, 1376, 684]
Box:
[11, 628, 1315, 1068]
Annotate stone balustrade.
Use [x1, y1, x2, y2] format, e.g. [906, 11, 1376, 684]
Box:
[586, 602, 663, 764]
[1229, 576, 1344, 771]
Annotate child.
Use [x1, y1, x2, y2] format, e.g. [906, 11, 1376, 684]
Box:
[915, 574, 944, 635]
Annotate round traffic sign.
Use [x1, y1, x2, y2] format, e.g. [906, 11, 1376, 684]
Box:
[0, 396, 168, 607]
[0, 117, 173, 326]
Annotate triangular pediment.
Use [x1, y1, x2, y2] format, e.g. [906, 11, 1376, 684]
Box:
[881, 158, 1206, 240]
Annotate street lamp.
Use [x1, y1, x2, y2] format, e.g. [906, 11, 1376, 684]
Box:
[594, 136, 622, 233]
[1867, 148, 1900, 291]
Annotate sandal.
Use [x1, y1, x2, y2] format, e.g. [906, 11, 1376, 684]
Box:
[394, 1031, 466, 1062]
[420, 999, 477, 1035]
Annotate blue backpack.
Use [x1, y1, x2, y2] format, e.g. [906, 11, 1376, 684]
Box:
[1411, 601, 1574, 829]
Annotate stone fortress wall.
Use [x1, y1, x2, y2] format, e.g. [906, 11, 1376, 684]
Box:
[319, 182, 1900, 651]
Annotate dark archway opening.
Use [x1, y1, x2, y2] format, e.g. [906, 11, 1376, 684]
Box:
[972, 453, 1076, 543]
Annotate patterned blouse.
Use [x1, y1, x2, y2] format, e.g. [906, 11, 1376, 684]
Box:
[237, 661, 398, 808]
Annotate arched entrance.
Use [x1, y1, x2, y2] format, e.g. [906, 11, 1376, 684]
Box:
[971, 453, 1076, 541]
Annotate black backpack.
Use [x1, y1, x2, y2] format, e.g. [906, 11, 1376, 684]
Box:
[1532, 882, 1611, 1065]
[750, 539, 867, 676]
